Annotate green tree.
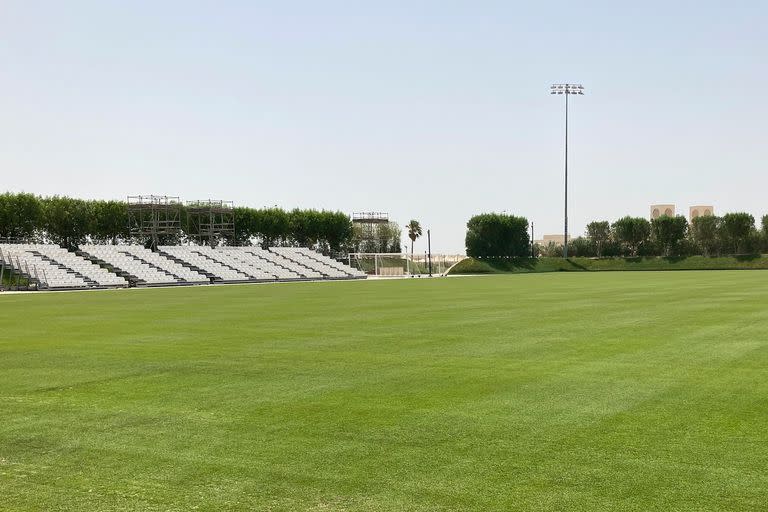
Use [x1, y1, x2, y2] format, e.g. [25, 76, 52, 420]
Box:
[761, 215, 768, 253]
[251, 208, 290, 248]
[405, 220, 422, 260]
[541, 241, 561, 257]
[586, 220, 611, 257]
[651, 215, 688, 256]
[0, 192, 42, 241]
[568, 236, 596, 257]
[324, 211, 353, 255]
[288, 208, 321, 248]
[351, 221, 402, 253]
[90, 200, 129, 244]
[690, 215, 720, 256]
[611, 216, 651, 256]
[720, 212, 755, 254]
[226, 207, 254, 245]
[465, 213, 529, 258]
[209, 207, 352, 253]
[40, 196, 92, 248]
[377, 222, 402, 253]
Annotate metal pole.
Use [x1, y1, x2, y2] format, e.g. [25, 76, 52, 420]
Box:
[32, 265, 40, 290]
[24, 261, 32, 290]
[564, 91, 569, 259]
[0, 248, 5, 290]
[427, 229, 432, 277]
[209, 207, 215, 248]
[14, 256, 22, 289]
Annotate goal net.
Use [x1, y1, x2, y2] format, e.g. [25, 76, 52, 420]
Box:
[346, 253, 463, 277]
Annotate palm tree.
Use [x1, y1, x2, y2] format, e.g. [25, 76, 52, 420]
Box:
[405, 219, 422, 266]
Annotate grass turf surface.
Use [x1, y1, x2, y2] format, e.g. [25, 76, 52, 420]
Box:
[1, 273, 767, 511]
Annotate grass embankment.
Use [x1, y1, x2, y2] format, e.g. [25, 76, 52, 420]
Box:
[450, 254, 768, 274]
[2, 274, 768, 510]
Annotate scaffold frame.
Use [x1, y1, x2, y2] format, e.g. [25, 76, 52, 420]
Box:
[186, 199, 235, 247]
[127, 195, 182, 248]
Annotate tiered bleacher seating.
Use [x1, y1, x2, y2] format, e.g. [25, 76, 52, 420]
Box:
[216, 247, 300, 280]
[118, 246, 208, 284]
[0, 244, 127, 289]
[33, 245, 128, 287]
[259, 248, 324, 279]
[80, 245, 207, 286]
[158, 246, 251, 282]
[270, 247, 366, 278]
[295, 248, 367, 278]
[0, 243, 366, 291]
[156, 246, 365, 282]
[231, 247, 309, 279]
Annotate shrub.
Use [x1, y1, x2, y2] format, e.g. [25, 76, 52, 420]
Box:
[465, 213, 530, 258]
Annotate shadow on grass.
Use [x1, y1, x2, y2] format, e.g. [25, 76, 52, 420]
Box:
[483, 258, 537, 272]
[564, 258, 589, 271]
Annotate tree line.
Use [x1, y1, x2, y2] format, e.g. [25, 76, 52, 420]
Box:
[541, 213, 768, 258]
[465, 211, 768, 259]
[0, 192, 372, 254]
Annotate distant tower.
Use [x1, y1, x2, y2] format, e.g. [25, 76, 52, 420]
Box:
[689, 205, 714, 221]
[650, 204, 675, 220]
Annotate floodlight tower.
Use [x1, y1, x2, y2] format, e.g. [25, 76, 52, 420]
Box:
[550, 83, 584, 258]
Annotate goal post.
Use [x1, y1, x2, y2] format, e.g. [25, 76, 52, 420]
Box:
[347, 253, 407, 276]
[347, 253, 465, 277]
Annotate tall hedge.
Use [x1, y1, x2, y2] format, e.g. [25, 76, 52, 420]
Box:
[465, 213, 529, 258]
[0, 192, 42, 240]
[0, 192, 355, 254]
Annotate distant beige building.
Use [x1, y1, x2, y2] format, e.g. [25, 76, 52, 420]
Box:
[535, 234, 571, 246]
[689, 205, 714, 220]
[651, 204, 675, 219]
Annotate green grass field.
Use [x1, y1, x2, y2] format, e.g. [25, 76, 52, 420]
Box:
[2, 273, 768, 511]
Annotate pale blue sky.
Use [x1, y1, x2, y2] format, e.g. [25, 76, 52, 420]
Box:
[1, 1, 766, 253]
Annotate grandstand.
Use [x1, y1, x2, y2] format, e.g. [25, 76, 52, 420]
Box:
[271, 247, 366, 279]
[217, 247, 303, 280]
[0, 243, 365, 291]
[158, 246, 367, 282]
[79, 245, 209, 286]
[159, 246, 257, 282]
[0, 244, 128, 289]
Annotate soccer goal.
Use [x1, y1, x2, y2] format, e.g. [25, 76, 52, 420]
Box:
[347, 253, 464, 277]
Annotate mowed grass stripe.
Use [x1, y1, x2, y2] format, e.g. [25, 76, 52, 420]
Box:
[1, 272, 767, 511]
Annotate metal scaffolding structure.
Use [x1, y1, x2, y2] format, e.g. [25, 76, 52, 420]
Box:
[127, 195, 182, 249]
[351, 212, 389, 251]
[186, 199, 235, 247]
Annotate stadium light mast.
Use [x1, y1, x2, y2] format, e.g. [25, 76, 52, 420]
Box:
[550, 83, 584, 258]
